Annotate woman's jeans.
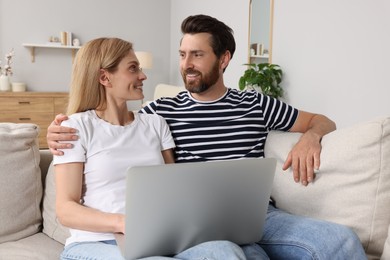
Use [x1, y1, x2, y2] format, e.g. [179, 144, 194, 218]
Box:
[61, 240, 246, 260]
[61, 204, 367, 260]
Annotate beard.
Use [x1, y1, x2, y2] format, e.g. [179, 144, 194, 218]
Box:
[181, 60, 220, 94]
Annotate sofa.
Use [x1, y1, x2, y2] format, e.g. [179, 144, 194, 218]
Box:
[0, 116, 389, 259]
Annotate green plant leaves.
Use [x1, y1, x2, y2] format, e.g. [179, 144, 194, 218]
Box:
[239, 63, 284, 99]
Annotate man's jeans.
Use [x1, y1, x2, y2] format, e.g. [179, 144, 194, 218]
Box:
[243, 203, 367, 260]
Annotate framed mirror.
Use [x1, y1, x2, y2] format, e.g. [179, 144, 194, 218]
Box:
[248, 0, 274, 64]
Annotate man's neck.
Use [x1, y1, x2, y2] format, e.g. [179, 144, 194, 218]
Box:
[190, 83, 228, 102]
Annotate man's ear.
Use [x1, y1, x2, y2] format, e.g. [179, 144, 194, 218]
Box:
[99, 69, 111, 86]
[220, 51, 231, 71]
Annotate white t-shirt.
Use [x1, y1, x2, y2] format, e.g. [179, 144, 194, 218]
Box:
[53, 110, 175, 245]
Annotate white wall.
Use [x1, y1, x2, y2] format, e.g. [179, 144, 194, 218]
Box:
[2, 0, 388, 127]
[0, 0, 171, 109]
[272, 0, 390, 128]
[169, 0, 250, 89]
[1, 0, 250, 106]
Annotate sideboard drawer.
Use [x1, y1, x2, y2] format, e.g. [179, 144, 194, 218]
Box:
[0, 92, 68, 149]
[0, 97, 54, 113]
[0, 112, 53, 125]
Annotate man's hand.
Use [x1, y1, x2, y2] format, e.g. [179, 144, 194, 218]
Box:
[47, 114, 78, 156]
[282, 131, 321, 186]
[284, 112, 336, 186]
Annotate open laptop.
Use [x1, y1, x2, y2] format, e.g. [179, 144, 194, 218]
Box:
[116, 158, 276, 260]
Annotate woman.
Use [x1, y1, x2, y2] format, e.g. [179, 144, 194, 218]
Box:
[54, 37, 246, 260]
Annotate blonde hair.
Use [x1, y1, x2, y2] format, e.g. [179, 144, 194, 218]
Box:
[66, 37, 133, 115]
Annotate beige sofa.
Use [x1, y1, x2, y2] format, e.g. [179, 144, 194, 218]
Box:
[0, 116, 389, 259]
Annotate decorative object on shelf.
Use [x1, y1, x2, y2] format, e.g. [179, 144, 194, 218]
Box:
[257, 43, 264, 56]
[47, 36, 61, 46]
[239, 63, 283, 99]
[0, 49, 14, 92]
[60, 31, 67, 45]
[12, 82, 27, 92]
[73, 38, 81, 47]
[49, 36, 60, 43]
[60, 31, 73, 46]
[250, 43, 266, 56]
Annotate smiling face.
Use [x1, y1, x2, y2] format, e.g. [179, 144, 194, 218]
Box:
[179, 33, 222, 94]
[104, 50, 147, 102]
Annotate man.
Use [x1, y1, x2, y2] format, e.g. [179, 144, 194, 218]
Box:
[48, 14, 366, 259]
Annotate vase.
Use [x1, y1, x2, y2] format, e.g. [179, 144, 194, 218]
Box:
[0, 75, 11, 92]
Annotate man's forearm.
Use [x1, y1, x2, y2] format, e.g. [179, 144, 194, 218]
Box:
[305, 114, 336, 140]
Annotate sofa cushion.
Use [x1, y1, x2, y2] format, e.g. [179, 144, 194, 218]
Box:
[266, 116, 390, 259]
[0, 123, 42, 243]
[42, 162, 70, 244]
[0, 232, 63, 260]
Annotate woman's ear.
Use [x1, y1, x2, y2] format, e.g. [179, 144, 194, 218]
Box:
[99, 69, 111, 87]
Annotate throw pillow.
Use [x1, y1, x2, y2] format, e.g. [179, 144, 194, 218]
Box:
[0, 123, 41, 243]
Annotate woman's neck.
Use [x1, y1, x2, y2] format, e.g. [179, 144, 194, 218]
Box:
[95, 103, 134, 126]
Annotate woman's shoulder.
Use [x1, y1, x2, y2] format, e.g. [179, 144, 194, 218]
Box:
[137, 112, 165, 121]
[136, 112, 168, 127]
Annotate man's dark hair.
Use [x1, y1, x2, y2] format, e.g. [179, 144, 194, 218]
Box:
[181, 14, 236, 60]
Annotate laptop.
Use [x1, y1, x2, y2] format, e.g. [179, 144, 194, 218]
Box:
[116, 158, 276, 260]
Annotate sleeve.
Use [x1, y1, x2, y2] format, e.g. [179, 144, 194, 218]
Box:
[139, 100, 159, 114]
[258, 93, 298, 131]
[156, 115, 175, 151]
[52, 117, 87, 165]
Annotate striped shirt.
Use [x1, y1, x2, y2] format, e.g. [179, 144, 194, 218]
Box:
[140, 88, 298, 163]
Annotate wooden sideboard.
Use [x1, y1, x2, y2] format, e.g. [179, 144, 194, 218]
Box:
[0, 92, 68, 149]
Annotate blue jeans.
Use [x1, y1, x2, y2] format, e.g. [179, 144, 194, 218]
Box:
[60, 240, 246, 260]
[245, 203, 367, 260]
[61, 204, 367, 260]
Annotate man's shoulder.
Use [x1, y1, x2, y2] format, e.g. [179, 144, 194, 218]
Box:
[228, 88, 258, 98]
[143, 91, 190, 111]
[225, 88, 261, 104]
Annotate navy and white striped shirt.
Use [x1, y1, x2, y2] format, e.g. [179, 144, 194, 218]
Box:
[140, 88, 298, 163]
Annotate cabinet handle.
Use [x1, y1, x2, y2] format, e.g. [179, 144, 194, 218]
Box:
[19, 118, 31, 121]
[18, 101, 31, 105]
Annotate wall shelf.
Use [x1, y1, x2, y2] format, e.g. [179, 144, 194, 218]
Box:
[250, 54, 269, 59]
[23, 43, 81, 63]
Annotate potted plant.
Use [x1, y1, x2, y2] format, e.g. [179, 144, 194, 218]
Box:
[238, 63, 283, 99]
